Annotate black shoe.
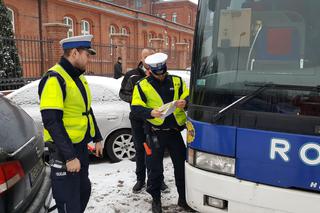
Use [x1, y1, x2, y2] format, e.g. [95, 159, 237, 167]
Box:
[178, 198, 196, 212]
[132, 181, 145, 193]
[152, 199, 162, 213]
[160, 181, 168, 191]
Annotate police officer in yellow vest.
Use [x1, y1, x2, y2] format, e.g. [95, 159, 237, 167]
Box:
[38, 35, 103, 213]
[131, 53, 195, 213]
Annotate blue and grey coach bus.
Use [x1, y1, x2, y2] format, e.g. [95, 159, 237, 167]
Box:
[185, 0, 320, 212]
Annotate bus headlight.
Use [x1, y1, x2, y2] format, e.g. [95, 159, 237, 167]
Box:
[188, 148, 235, 176]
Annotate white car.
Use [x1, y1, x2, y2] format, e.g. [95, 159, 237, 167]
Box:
[7, 72, 190, 162]
[7, 76, 134, 162]
[168, 70, 191, 88]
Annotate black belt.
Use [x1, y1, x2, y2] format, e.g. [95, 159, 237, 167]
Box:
[151, 127, 177, 131]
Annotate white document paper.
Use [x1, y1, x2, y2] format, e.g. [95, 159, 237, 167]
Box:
[158, 101, 176, 119]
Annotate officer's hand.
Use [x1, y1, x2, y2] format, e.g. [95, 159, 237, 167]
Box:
[175, 100, 186, 109]
[95, 142, 103, 157]
[151, 109, 162, 118]
[66, 158, 81, 173]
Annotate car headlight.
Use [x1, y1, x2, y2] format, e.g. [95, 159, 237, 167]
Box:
[188, 148, 235, 176]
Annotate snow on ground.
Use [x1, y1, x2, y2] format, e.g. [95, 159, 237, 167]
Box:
[51, 131, 189, 213]
[85, 157, 187, 213]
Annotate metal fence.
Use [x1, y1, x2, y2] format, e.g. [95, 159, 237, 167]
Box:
[86, 43, 116, 76]
[0, 37, 191, 90]
[0, 36, 54, 90]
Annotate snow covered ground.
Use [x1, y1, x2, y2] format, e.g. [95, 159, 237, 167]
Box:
[52, 156, 190, 213]
[87, 157, 187, 213]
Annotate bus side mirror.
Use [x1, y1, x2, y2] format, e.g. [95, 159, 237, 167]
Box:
[209, 0, 216, 11]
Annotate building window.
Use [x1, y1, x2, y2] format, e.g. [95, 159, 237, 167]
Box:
[64, 17, 74, 38]
[161, 13, 166, 19]
[7, 8, 15, 32]
[148, 32, 155, 47]
[172, 37, 176, 49]
[110, 25, 117, 55]
[188, 13, 191, 25]
[121, 27, 128, 35]
[149, 33, 153, 40]
[165, 35, 169, 47]
[172, 13, 177, 23]
[135, 0, 142, 9]
[81, 20, 90, 35]
[110, 25, 116, 35]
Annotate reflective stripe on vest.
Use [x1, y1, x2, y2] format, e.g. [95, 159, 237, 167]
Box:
[133, 76, 188, 126]
[41, 64, 95, 143]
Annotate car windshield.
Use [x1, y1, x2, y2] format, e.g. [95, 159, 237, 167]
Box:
[191, 0, 320, 117]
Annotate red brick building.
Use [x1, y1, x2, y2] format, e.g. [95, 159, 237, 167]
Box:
[153, 0, 197, 27]
[3, 0, 197, 77]
[107, 0, 154, 14]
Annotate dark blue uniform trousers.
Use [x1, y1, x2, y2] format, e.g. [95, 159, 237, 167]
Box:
[146, 129, 186, 200]
[130, 118, 147, 182]
[50, 141, 91, 213]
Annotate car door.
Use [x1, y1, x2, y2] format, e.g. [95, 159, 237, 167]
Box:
[89, 83, 130, 137]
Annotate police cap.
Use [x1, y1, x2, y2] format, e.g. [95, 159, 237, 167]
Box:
[59, 35, 96, 55]
[145, 52, 168, 75]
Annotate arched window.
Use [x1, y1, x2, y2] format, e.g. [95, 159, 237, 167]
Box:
[64, 16, 74, 38]
[148, 32, 155, 47]
[7, 8, 15, 32]
[110, 25, 116, 35]
[172, 37, 176, 50]
[165, 35, 169, 47]
[161, 13, 166, 19]
[81, 20, 90, 35]
[167, 36, 171, 48]
[121, 27, 128, 35]
[109, 25, 117, 55]
[143, 31, 148, 47]
[172, 12, 177, 23]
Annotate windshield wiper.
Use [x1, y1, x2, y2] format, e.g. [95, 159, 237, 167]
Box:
[212, 83, 320, 123]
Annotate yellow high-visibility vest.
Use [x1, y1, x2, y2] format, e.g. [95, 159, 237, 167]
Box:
[40, 64, 95, 143]
[131, 75, 189, 126]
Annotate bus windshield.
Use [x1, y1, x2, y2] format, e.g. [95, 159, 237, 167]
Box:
[191, 0, 320, 117]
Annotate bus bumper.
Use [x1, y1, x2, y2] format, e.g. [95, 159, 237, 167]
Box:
[185, 163, 320, 213]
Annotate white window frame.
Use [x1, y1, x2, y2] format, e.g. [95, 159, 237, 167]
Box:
[64, 16, 74, 38]
[188, 13, 191, 25]
[110, 25, 117, 55]
[110, 25, 116, 35]
[121, 27, 128, 35]
[172, 13, 177, 23]
[161, 13, 166, 19]
[148, 32, 154, 47]
[172, 37, 176, 49]
[81, 20, 90, 35]
[7, 8, 15, 32]
[165, 36, 168, 46]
